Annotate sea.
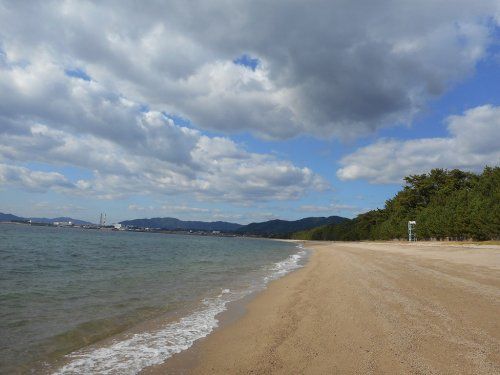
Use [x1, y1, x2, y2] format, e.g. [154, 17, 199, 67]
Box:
[0, 223, 306, 374]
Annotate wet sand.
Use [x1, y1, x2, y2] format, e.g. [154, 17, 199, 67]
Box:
[143, 241, 500, 374]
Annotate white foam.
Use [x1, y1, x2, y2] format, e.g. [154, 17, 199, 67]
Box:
[53, 246, 307, 375]
[262, 247, 307, 284]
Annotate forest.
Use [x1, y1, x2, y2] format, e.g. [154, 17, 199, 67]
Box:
[293, 167, 500, 241]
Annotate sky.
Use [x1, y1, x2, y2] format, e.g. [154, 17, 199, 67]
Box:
[0, 0, 499, 224]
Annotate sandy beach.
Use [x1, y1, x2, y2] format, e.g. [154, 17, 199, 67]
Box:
[143, 241, 500, 374]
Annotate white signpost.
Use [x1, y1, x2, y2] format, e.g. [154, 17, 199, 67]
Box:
[408, 221, 417, 242]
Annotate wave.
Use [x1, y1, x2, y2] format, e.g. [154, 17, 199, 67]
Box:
[53, 245, 308, 374]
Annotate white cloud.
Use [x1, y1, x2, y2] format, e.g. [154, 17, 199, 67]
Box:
[33, 202, 86, 213]
[0, 58, 327, 201]
[128, 204, 209, 214]
[0, 123, 327, 201]
[160, 205, 210, 214]
[298, 203, 359, 214]
[337, 105, 500, 183]
[0, 39, 328, 201]
[0, 1, 498, 139]
[127, 204, 154, 212]
[0, 163, 77, 192]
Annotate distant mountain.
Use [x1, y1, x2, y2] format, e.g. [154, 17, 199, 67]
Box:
[0, 212, 92, 225]
[29, 217, 92, 225]
[119, 217, 243, 231]
[120, 216, 349, 236]
[236, 216, 348, 237]
[0, 212, 27, 222]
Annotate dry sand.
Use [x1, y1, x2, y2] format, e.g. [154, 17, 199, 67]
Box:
[143, 241, 500, 374]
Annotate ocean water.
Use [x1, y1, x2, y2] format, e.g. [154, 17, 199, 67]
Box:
[0, 223, 306, 374]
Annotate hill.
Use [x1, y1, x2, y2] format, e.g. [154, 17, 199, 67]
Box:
[236, 216, 348, 237]
[293, 167, 500, 241]
[0, 212, 27, 222]
[119, 217, 243, 231]
[0, 212, 92, 225]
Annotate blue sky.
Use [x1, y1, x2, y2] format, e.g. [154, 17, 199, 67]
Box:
[0, 1, 499, 224]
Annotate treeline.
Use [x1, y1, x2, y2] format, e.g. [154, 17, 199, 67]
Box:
[293, 167, 500, 241]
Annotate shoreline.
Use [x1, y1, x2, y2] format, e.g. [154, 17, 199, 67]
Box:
[143, 241, 500, 374]
[46, 239, 306, 374]
[140, 241, 311, 375]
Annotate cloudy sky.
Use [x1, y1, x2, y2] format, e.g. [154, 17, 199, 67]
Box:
[0, 0, 499, 224]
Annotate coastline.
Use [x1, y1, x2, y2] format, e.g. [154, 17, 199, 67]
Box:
[143, 241, 500, 374]
[45, 237, 305, 374]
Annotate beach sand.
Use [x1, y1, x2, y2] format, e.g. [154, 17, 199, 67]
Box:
[142, 241, 500, 374]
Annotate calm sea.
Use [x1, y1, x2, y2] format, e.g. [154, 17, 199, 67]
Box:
[0, 223, 305, 374]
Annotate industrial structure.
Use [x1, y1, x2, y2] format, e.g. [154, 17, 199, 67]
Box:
[99, 213, 106, 227]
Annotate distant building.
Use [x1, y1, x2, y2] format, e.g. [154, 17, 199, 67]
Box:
[53, 221, 73, 226]
[113, 223, 122, 229]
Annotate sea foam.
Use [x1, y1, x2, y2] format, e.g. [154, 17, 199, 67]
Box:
[53, 245, 307, 375]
